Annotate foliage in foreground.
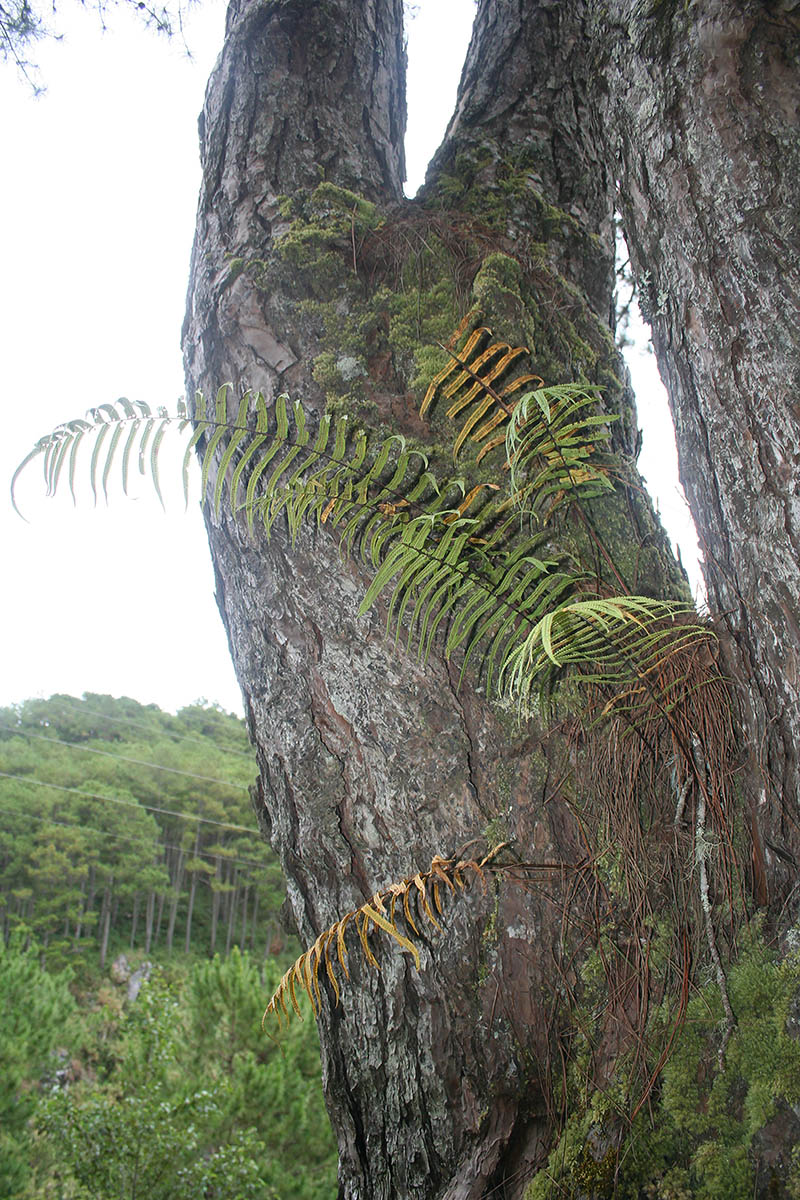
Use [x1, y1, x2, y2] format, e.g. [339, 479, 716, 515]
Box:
[8, 943, 337, 1199]
[0, 695, 338, 1198]
[0, 937, 76, 1197]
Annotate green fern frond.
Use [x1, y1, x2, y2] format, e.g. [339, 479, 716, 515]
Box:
[356, 505, 579, 686]
[11, 398, 186, 517]
[505, 385, 616, 518]
[12, 393, 563, 690]
[500, 596, 705, 709]
[13, 383, 708, 715]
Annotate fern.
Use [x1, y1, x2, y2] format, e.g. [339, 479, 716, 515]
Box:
[421, 324, 543, 459]
[11, 398, 189, 516]
[12, 324, 708, 714]
[500, 595, 704, 709]
[12, 323, 721, 1042]
[263, 847, 505, 1026]
[12, 391, 579, 694]
[504, 384, 617, 518]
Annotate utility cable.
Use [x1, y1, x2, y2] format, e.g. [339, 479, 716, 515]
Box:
[0, 771, 258, 834]
[0, 804, 273, 872]
[44, 699, 253, 759]
[0, 724, 250, 790]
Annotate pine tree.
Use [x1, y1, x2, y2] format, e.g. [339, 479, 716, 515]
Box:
[179, 1, 800, 1195]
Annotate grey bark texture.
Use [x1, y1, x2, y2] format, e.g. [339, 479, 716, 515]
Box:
[589, 0, 800, 891]
[183, 1, 799, 1196]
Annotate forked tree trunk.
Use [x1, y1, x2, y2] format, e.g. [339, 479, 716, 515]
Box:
[183, 1, 798, 1195]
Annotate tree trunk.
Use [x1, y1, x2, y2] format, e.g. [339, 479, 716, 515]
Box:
[589, 0, 800, 893]
[73, 875, 86, 944]
[99, 878, 113, 969]
[183, 1, 798, 1196]
[130, 892, 139, 949]
[144, 889, 154, 955]
[165, 848, 185, 954]
[154, 886, 166, 947]
[184, 830, 201, 953]
[238, 883, 249, 950]
[210, 856, 221, 954]
[248, 890, 258, 952]
[85, 864, 96, 925]
[225, 867, 238, 957]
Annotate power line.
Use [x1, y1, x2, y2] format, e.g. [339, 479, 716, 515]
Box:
[0, 771, 258, 834]
[47, 699, 253, 759]
[0, 724, 251, 790]
[0, 804, 274, 872]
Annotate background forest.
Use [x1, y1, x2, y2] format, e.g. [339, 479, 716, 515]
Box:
[0, 694, 337, 1198]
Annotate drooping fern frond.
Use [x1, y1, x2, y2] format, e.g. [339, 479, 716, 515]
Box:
[504, 385, 617, 519]
[11, 398, 186, 516]
[11, 388, 590, 704]
[11, 387, 424, 533]
[263, 847, 506, 1027]
[356, 506, 582, 695]
[13, 368, 710, 714]
[500, 596, 705, 711]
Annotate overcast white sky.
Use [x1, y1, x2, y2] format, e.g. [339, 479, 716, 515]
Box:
[1, 0, 700, 716]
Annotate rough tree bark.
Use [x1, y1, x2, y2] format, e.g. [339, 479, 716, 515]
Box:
[588, 0, 800, 892]
[183, 1, 799, 1196]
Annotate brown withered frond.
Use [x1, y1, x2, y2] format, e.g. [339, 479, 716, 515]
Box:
[262, 846, 509, 1027]
[421, 316, 618, 528]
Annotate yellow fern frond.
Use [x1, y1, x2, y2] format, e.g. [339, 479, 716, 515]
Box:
[262, 847, 504, 1028]
[420, 318, 544, 461]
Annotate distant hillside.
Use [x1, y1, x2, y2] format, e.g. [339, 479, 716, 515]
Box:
[0, 695, 339, 1200]
[0, 693, 288, 968]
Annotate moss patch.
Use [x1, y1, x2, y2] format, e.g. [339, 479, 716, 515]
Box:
[524, 929, 800, 1199]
